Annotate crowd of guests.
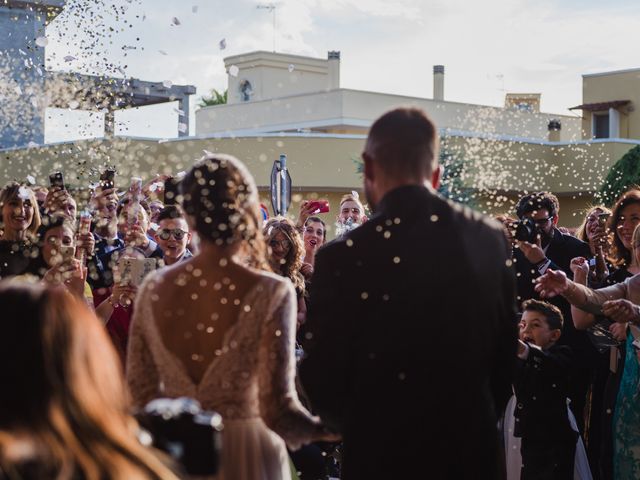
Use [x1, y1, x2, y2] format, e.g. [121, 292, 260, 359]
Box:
[0, 168, 368, 479]
[2, 106, 640, 480]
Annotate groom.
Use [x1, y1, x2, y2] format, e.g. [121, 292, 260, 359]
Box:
[300, 107, 518, 479]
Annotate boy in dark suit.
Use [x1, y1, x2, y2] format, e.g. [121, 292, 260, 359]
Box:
[515, 299, 578, 479]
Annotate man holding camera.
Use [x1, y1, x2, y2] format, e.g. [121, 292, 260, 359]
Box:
[513, 192, 593, 428]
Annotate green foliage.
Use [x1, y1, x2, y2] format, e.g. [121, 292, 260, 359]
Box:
[437, 148, 475, 207]
[597, 145, 640, 207]
[198, 88, 227, 107]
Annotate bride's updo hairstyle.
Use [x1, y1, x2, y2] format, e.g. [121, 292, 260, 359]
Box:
[180, 153, 269, 269]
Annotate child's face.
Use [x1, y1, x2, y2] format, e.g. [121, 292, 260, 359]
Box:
[519, 310, 561, 349]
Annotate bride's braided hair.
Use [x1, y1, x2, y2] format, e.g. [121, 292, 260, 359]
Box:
[180, 153, 269, 270]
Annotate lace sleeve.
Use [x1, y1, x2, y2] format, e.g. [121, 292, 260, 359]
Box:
[258, 280, 322, 450]
[568, 280, 628, 315]
[126, 279, 160, 409]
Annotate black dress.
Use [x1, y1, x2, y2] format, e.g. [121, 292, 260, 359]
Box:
[0, 240, 40, 280]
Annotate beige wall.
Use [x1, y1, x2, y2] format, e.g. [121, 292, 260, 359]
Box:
[196, 89, 581, 141]
[581, 69, 640, 139]
[3, 133, 637, 230]
[224, 51, 334, 105]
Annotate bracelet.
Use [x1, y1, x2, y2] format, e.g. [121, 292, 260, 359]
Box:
[107, 295, 119, 308]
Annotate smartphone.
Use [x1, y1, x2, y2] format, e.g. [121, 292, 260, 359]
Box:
[49, 171, 65, 190]
[59, 245, 76, 262]
[308, 199, 330, 214]
[598, 212, 610, 227]
[100, 169, 116, 190]
[117, 257, 157, 286]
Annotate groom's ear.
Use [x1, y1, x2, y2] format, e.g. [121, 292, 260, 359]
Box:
[362, 152, 374, 183]
[430, 164, 442, 190]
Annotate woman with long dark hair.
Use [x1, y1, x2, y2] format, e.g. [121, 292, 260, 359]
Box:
[0, 281, 176, 480]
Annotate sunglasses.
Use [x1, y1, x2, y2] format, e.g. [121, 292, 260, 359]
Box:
[269, 239, 291, 250]
[158, 228, 188, 241]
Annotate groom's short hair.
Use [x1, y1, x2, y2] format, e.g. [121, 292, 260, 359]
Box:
[366, 107, 439, 179]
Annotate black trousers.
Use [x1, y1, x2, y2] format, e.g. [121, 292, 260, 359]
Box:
[521, 433, 578, 480]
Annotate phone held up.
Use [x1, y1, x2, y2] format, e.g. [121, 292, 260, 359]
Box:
[99, 168, 116, 190]
[49, 171, 65, 190]
[308, 199, 330, 214]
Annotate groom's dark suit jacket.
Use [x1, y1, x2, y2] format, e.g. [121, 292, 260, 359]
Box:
[300, 185, 518, 479]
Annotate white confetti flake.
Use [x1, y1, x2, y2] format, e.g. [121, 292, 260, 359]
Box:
[18, 186, 31, 200]
[163, 80, 173, 89]
[63, 55, 76, 62]
[26, 175, 36, 185]
[288, 64, 295, 72]
[27, 141, 38, 149]
[158, 50, 168, 56]
[192, 5, 199, 13]
[14, 86, 22, 95]
[171, 17, 181, 26]
[178, 122, 188, 133]
[219, 38, 226, 50]
[68, 100, 79, 110]
[228, 65, 239, 77]
[35, 36, 48, 47]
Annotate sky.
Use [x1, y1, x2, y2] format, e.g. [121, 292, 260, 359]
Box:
[41, 0, 640, 143]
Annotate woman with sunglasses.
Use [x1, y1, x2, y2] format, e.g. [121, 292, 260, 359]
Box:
[153, 206, 192, 266]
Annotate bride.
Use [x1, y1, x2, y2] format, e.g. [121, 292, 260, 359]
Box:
[126, 153, 336, 479]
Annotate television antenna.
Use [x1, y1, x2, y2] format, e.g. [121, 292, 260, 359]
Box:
[257, 3, 277, 52]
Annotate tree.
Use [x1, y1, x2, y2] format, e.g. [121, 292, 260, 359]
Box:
[198, 88, 227, 107]
[437, 148, 474, 206]
[597, 145, 640, 207]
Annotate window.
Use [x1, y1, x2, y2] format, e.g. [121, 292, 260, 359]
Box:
[593, 113, 609, 139]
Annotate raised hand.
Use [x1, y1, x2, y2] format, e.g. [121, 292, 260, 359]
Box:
[609, 321, 628, 342]
[296, 200, 317, 230]
[517, 234, 546, 264]
[535, 269, 569, 298]
[603, 299, 640, 324]
[570, 256, 590, 277]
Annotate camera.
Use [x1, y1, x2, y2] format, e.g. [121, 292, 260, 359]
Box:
[135, 397, 223, 476]
[512, 218, 538, 243]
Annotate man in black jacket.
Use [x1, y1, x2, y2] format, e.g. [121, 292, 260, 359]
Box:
[512, 192, 593, 429]
[299, 107, 518, 479]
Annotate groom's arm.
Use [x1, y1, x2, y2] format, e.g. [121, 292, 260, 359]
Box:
[299, 244, 352, 433]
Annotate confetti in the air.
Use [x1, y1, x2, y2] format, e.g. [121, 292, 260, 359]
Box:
[288, 64, 295, 72]
[228, 65, 239, 77]
[35, 36, 48, 47]
[192, 5, 199, 13]
[219, 38, 226, 50]
[171, 17, 181, 26]
[163, 80, 173, 89]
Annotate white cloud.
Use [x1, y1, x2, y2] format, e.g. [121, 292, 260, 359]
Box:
[37, 0, 640, 142]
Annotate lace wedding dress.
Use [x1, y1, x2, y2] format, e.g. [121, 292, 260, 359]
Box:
[127, 270, 321, 480]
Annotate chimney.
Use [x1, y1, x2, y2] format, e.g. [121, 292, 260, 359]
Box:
[548, 119, 561, 142]
[433, 65, 444, 101]
[327, 51, 340, 90]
